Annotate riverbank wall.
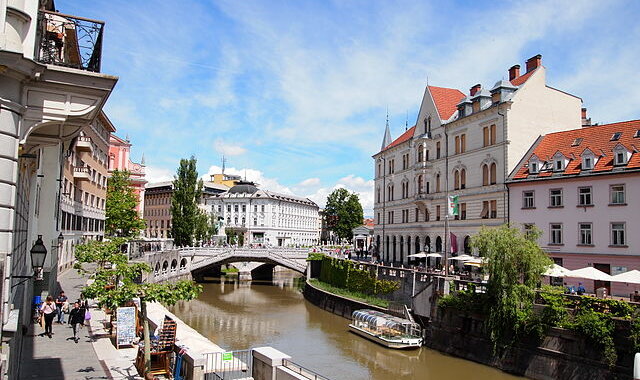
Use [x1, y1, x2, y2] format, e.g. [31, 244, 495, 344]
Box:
[302, 280, 394, 318]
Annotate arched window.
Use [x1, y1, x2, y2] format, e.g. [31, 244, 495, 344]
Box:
[377, 188, 381, 203]
[417, 147, 423, 162]
[454, 170, 460, 190]
[435, 236, 442, 252]
[436, 174, 441, 192]
[460, 169, 466, 189]
[415, 236, 421, 254]
[482, 164, 489, 186]
[418, 175, 423, 194]
[425, 236, 431, 252]
[464, 236, 471, 254]
[490, 163, 497, 184]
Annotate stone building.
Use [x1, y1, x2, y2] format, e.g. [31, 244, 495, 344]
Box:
[508, 120, 640, 296]
[59, 112, 113, 271]
[109, 133, 146, 216]
[372, 54, 582, 265]
[0, 1, 117, 377]
[205, 181, 320, 247]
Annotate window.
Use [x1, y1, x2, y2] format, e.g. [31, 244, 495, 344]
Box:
[578, 187, 592, 206]
[261, 205, 265, 212]
[524, 223, 535, 239]
[611, 223, 626, 246]
[529, 161, 539, 174]
[490, 124, 496, 145]
[417, 175, 424, 194]
[460, 169, 466, 189]
[242, 205, 246, 212]
[611, 132, 621, 141]
[523, 191, 535, 209]
[388, 211, 394, 224]
[490, 200, 497, 218]
[417, 148, 423, 162]
[554, 158, 564, 171]
[378, 163, 381, 177]
[582, 156, 593, 170]
[454, 170, 460, 190]
[436, 205, 441, 221]
[435, 174, 441, 192]
[490, 163, 497, 184]
[614, 151, 627, 165]
[254, 205, 258, 212]
[579, 223, 592, 245]
[610, 184, 625, 205]
[377, 188, 381, 203]
[455, 136, 460, 154]
[483, 127, 489, 147]
[549, 189, 563, 207]
[482, 164, 489, 186]
[461, 134, 466, 153]
[253, 218, 257, 226]
[571, 138, 583, 147]
[460, 203, 467, 220]
[480, 201, 489, 219]
[550, 223, 563, 245]
[415, 208, 419, 222]
[436, 142, 441, 159]
[234, 205, 239, 212]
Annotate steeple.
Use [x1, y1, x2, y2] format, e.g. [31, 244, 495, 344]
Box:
[140, 153, 145, 166]
[381, 110, 392, 150]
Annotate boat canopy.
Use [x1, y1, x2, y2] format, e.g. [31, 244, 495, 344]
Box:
[352, 309, 418, 331]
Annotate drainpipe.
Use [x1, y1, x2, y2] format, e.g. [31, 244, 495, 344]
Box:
[498, 107, 508, 225]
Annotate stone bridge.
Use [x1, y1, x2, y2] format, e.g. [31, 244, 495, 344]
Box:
[144, 247, 310, 283]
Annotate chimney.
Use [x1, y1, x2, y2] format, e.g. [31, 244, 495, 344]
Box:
[581, 107, 592, 127]
[525, 54, 542, 73]
[508, 65, 520, 81]
[470, 84, 481, 96]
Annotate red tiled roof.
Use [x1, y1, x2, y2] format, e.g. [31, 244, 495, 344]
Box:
[513, 120, 640, 180]
[363, 218, 374, 227]
[383, 126, 416, 151]
[428, 86, 465, 120]
[510, 68, 537, 87]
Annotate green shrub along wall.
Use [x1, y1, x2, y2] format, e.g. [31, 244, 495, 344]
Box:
[319, 257, 399, 295]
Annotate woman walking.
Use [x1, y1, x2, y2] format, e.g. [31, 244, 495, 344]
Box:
[68, 302, 85, 343]
[40, 296, 56, 338]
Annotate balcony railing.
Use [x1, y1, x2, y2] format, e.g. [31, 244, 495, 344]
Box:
[415, 192, 435, 201]
[75, 136, 93, 152]
[36, 10, 104, 72]
[73, 166, 90, 181]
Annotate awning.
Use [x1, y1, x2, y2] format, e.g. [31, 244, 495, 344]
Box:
[426, 252, 443, 258]
[543, 263, 571, 278]
[610, 270, 640, 284]
[448, 254, 474, 261]
[407, 253, 427, 258]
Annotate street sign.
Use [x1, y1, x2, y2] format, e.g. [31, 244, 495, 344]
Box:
[222, 352, 233, 361]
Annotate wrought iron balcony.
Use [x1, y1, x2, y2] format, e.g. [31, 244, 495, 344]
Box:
[36, 10, 104, 72]
[415, 192, 436, 201]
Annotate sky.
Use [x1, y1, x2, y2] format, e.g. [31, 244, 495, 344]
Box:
[63, 0, 640, 215]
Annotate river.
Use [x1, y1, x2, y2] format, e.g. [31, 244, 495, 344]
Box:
[168, 270, 521, 380]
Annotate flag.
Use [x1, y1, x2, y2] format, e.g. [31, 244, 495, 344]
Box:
[450, 232, 458, 254]
[448, 195, 459, 216]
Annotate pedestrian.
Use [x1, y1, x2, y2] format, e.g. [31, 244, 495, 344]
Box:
[40, 296, 56, 338]
[577, 282, 586, 296]
[55, 291, 68, 323]
[68, 302, 85, 343]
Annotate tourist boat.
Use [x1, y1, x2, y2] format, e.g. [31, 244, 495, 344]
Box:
[349, 309, 423, 349]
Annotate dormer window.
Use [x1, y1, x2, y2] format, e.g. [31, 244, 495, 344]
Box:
[554, 159, 564, 171]
[611, 132, 622, 141]
[615, 152, 626, 165]
[582, 156, 593, 170]
[529, 161, 539, 174]
[634, 130, 640, 138]
[613, 144, 630, 166]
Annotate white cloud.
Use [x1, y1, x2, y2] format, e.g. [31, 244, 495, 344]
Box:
[145, 166, 174, 184]
[213, 138, 247, 157]
[297, 177, 320, 187]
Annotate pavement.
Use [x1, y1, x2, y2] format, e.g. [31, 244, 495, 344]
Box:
[19, 268, 142, 380]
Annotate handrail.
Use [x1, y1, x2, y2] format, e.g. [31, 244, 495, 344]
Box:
[282, 359, 332, 380]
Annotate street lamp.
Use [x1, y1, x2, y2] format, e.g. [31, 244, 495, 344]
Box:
[30, 235, 48, 280]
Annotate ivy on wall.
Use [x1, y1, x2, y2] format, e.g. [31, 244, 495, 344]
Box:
[318, 257, 399, 296]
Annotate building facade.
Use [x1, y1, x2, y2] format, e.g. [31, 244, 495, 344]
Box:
[59, 112, 113, 271]
[372, 54, 582, 265]
[508, 120, 640, 296]
[109, 133, 146, 216]
[205, 182, 320, 247]
[0, 1, 116, 377]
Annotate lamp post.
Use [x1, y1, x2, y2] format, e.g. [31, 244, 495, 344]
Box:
[11, 235, 48, 286]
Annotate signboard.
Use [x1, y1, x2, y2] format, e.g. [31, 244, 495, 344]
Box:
[116, 306, 136, 349]
[222, 352, 233, 361]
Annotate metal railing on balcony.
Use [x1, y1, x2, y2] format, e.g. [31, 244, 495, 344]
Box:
[36, 10, 104, 72]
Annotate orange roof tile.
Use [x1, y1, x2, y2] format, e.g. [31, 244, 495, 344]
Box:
[513, 120, 640, 180]
[428, 86, 465, 120]
[383, 126, 416, 151]
[510, 68, 537, 86]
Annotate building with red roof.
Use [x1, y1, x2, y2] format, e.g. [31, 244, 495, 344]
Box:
[372, 54, 583, 265]
[508, 120, 640, 296]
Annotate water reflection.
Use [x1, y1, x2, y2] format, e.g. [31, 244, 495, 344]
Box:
[169, 271, 521, 380]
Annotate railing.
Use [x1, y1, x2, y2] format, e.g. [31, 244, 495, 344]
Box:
[282, 359, 332, 380]
[204, 350, 252, 380]
[36, 10, 104, 72]
[414, 192, 435, 201]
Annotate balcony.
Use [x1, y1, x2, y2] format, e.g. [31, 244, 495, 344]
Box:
[415, 193, 436, 201]
[75, 136, 93, 152]
[73, 166, 90, 181]
[414, 161, 433, 170]
[36, 10, 104, 72]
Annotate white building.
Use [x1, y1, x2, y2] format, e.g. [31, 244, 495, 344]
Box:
[372, 54, 583, 265]
[205, 182, 320, 247]
[0, 1, 117, 377]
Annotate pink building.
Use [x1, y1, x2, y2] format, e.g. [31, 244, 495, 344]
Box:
[508, 120, 640, 296]
[109, 134, 147, 216]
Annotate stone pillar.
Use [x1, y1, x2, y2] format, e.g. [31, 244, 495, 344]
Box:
[252, 346, 291, 380]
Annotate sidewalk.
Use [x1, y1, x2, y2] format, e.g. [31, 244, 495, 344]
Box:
[19, 269, 142, 380]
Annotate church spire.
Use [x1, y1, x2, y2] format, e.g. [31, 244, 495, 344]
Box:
[381, 109, 392, 150]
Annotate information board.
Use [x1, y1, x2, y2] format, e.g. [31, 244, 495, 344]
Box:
[116, 306, 136, 349]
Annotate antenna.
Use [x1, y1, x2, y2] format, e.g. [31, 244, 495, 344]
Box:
[221, 155, 226, 175]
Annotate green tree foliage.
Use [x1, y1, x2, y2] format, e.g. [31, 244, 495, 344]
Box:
[105, 170, 145, 237]
[171, 157, 203, 247]
[319, 256, 399, 295]
[324, 188, 364, 242]
[194, 210, 218, 245]
[74, 238, 202, 374]
[471, 224, 552, 352]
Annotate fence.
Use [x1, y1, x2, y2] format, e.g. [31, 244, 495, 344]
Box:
[203, 350, 252, 380]
[282, 359, 332, 380]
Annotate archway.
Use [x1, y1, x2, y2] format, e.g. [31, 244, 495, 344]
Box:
[435, 236, 442, 253]
[425, 236, 431, 253]
[171, 259, 178, 272]
[162, 261, 169, 274]
[179, 258, 187, 271]
[392, 236, 397, 263]
[414, 236, 421, 254]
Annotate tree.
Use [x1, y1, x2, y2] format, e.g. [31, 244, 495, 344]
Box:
[194, 209, 218, 245]
[471, 224, 552, 352]
[171, 157, 203, 247]
[324, 188, 364, 242]
[75, 239, 202, 374]
[105, 170, 145, 237]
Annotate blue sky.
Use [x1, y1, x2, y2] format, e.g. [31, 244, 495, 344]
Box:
[63, 0, 640, 215]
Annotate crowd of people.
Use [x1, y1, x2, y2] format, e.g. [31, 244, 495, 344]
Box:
[36, 291, 90, 342]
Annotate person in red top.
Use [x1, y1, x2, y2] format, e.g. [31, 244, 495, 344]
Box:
[40, 296, 56, 338]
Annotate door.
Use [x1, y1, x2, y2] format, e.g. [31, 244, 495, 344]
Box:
[593, 263, 611, 295]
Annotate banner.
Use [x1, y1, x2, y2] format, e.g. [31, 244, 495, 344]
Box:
[450, 232, 458, 254]
[447, 195, 459, 216]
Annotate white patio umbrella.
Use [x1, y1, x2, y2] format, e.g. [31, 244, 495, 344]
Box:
[543, 263, 571, 277]
[611, 270, 640, 285]
[426, 252, 443, 258]
[463, 257, 488, 265]
[448, 254, 474, 261]
[565, 266, 613, 281]
[407, 252, 427, 258]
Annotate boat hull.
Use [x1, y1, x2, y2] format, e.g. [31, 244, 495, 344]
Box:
[349, 325, 422, 349]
